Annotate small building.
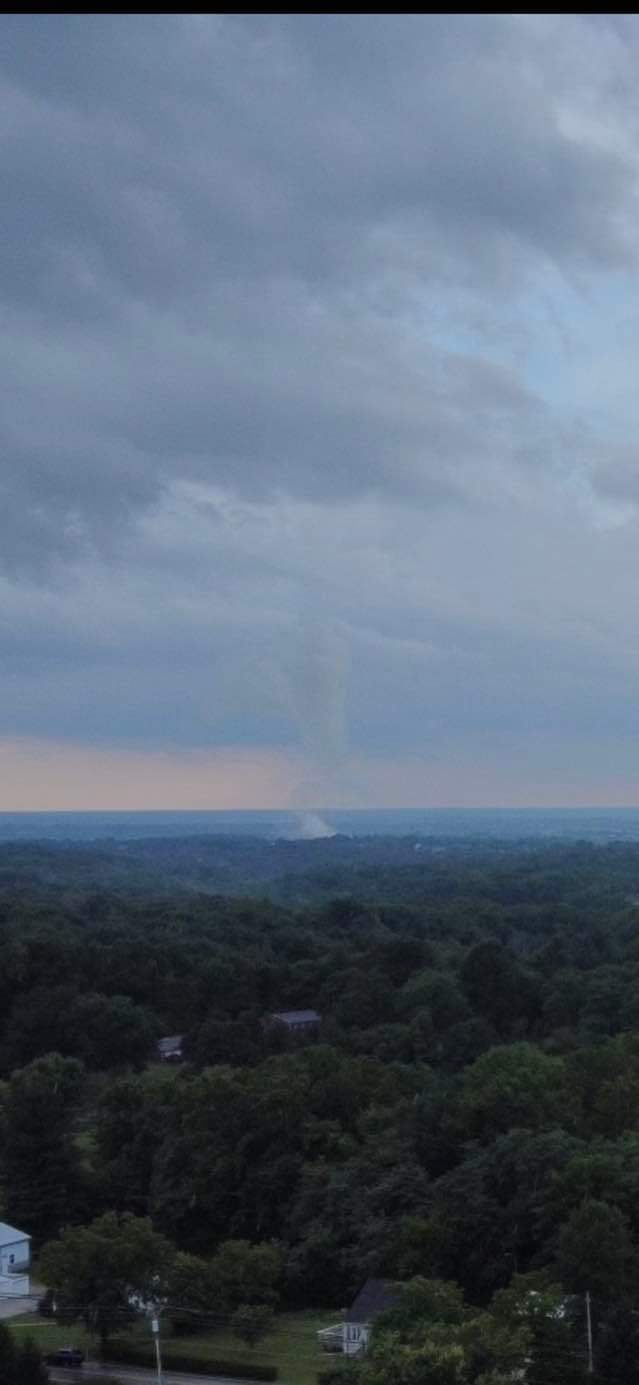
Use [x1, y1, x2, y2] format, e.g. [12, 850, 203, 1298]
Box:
[343, 1278, 398, 1356]
[157, 1034, 184, 1063]
[0, 1222, 31, 1296]
[269, 1009, 321, 1035]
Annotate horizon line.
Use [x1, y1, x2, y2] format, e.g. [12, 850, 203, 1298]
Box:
[2, 805, 639, 815]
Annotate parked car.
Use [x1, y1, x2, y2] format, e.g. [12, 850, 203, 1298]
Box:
[45, 1347, 84, 1368]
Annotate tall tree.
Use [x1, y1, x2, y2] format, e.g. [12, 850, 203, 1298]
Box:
[4, 1054, 85, 1244]
[557, 1199, 636, 1302]
[39, 1212, 174, 1348]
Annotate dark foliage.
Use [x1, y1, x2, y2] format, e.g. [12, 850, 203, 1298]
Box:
[4, 836, 639, 1383]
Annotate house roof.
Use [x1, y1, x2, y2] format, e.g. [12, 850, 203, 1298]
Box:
[0, 1222, 30, 1247]
[346, 1278, 398, 1324]
[271, 1009, 321, 1024]
[157, 1035, 183, 1051]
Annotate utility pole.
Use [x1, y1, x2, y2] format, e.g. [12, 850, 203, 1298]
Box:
[151, 1314, 163, 1385]
[585, 1290, 593, 1374]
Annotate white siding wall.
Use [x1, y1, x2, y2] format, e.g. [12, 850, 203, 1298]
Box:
[0, 1273, 29, 1296]
[0, 1239, 30, 1276]
[343, 1324, 370, 1356]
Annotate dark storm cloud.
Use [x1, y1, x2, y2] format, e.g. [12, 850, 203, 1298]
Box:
[2, 14, 633, 311]
[3, 13, 639, 784]
[1, 13, 637, 570]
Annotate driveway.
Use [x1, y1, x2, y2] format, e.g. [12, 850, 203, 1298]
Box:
[0, 1291, 39, 1320]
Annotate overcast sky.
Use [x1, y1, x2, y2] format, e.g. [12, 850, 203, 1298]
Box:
[4, 13, 639, 809]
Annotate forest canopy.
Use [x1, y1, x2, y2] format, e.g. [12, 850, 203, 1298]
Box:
[2, 836, 639, 1381]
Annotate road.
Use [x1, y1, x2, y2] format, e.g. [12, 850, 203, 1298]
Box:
[49, 1367, 266, 1385]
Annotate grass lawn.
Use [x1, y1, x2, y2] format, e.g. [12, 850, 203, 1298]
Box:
[161, 1311, 341, 1385]
[10, 1310, 343, 1385]
[9, 1318, 94, 1356]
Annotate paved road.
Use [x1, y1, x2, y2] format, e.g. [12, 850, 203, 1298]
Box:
[50, 1367, 266, 1385]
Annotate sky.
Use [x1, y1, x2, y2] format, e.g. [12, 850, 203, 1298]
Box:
[4, 13, 639, 809]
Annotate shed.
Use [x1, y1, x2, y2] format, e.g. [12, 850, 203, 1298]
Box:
[269, 1009, 321, 1033]
[157, 1034, 184, 1062]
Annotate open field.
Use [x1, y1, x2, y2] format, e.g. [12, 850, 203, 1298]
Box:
[9, 1310, 342, 1385]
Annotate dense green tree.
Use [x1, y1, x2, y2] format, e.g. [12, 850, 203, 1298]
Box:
[591, 1073, 639, 1139]
[458, 1043, 569, 1139]
[557, 1200, 636, 1301]
[358, 1277, 530, 1385]
[429, 1129, 585, 1297]
[384, 1278, 466, 1333]
[187, 1015, 260, 1068]
[164, 1252, 212, 1314]
[208, 1240, 282, 1312]
[541, 969, 584, 1034]
[400, 974, 469, 1031]
[580, 968, 627, 1039]
[1, 987, 80, 1069]
[4, 1054, 85, 1243]
[94, 1069, 177, 1215]
[68, 993, 160, 1070]
[359, 1331, 466, 1385]
[526, 1314, 587, 1385]
[39, 1212, 174, 1347]
[461, 943, 540, 1038]
[230, 1304, 275, 1349]
[164, 1251, 218, 1335]
[595, 1300, 639, 1385]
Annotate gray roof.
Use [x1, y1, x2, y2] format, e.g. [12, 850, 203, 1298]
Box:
[346, 1279, 398, 1324]
[0, 1222, 30, 1247]
[158, 1035, 183, 1051]
[271, 1009, 321, 1024]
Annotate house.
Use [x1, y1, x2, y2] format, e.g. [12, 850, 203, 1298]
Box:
[343, 1278, 398, 1356]
[157, 1034, 184, 1062]
[269, 1009, 321, 1035]
[317, 1278, 398, 1358]
[0, 1222, 31, 1296]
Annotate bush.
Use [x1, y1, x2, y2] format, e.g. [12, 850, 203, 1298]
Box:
[231, 1304, 274, 1349]
[169, 1311, 201, 1337]
[102, 1341, 277, 1381]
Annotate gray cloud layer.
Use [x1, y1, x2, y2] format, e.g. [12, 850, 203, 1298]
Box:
[3, 14, 639, 797]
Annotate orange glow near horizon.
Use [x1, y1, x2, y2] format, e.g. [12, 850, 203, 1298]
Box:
[0, 738, 299, 811]
[0, 736, 638, 811]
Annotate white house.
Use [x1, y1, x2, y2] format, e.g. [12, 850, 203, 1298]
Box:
[343, 1279, 398, 1355]
[157, 1035, 184, 1063]
[0, 1222, 31, 1297]
[317, 1278, 398, 1358]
